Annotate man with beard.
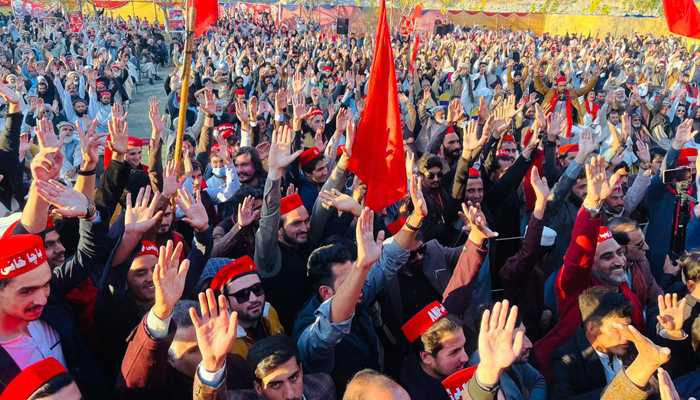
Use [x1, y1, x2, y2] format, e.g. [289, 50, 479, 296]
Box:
[208, 256, 283, 360]
[418, 154, 456, 245]
[212, 187, 262, 260]
[607, 217, 663, 310]
[57, 121, 82, 186]
[534, 156, 647, 381]
[440, 128, 462, 168]
[87, 76, 115, 135]
[601, 146, 652, 222]
[234, 147, 266, 191]
[297, 147, 328, 213]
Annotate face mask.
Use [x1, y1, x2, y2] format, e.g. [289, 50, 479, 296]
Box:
[212, 167, 225, 177]
[634, 67, 641, 72]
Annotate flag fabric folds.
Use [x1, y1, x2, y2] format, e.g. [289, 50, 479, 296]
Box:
[663, 0, 700, 39]
[190, 0, 219, 37]
[347, 0, 407, 212]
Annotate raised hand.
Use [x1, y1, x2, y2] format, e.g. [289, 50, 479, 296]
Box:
[656, 293, 688, 340]
[237, 195, 260, 227]
[124, 186, 163, 235]
[636, 140, 651, 165]
[235, 99, 249, 125]
[343, 119, 356, 159]
[521, 128, 541, 159]
[584, 155, 618, 210]
[292, 91, 308, 130]
[286, 183, 298, 197]
[356, 207, 385, 269]
[530, 166, 550, 204]
[313, 131, 327, 153]
[613, 322, 670, 368]
[162, 159, 185, 199]
[201, 89, 217, 116]
[108, 111, 129, 154]
[476, 300, 524, 386]
[148, 96, 166, 138]
[31, 148, 63, 182]
[152, 240, 189, 319]
[0, 80, 19, 105]
[175, 188, 209, 233]
[410, 174, 428, 218]
[190, 289, 238, 373]
[35, 119, 62, 150]
[673, 119, 698, 149]
[76, 118, 104, 171]
[319, 188, 362, 216]
[658, 368, 684, 400]
[446, 99, 464, 125]
[35, 179, 89, 218]
[275, 88, 288, 115]
[459, 201, 498, 245]
[292, 71, 306, 94]
[577, 128, 598, 159]
[268, 126, 302, 181]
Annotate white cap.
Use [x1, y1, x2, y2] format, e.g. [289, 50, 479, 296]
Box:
[525, 224, 557, 246]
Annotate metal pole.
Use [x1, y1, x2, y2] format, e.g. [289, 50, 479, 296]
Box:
[172, 7, 196, 213]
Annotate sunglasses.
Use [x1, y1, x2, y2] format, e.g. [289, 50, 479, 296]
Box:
[226, 282, 265, 303]
[626, 240, 646, 250]
[425, 171, 443, 180]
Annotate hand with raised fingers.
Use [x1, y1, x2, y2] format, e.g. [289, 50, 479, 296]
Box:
[175, 188, 209, 233]
[459, 201, 498, 246]
[31, 147, 63, 182]
[292, 71, 306, 94]
[36, 118, 62, 150]
[190, 289, 238, 373]
[292, 91, 308, 130]
[108, 112, 129, 154]
[35, 179, 89, 218]
[673, 119, 698, 150]
[636, 140, 651, 165]
[410, 174, 428, 218]
[319, 188, 362, 216]
[656, 293, 688, 340]
[235, 98, 249, 125]
[77, 118, 104, 171]
[530, 166, 550, 206]
[343, 118, 356, 159]
[153, 240, 189, 319]
[614, 322, 671, 369]
[148, 96, 167, 138]
[162, 159, 185, 199]
[268, 125, 302, 180]
[286, 183, 298, 197]
[237, 195, 261, 228]
[124, 186, 163, 235]
[584, 155, 618, 210]
[275, 88, 288, 115]
[476, 300, 524, 386]
[201, 89, 217, 116]
[356, 207, 385, 269]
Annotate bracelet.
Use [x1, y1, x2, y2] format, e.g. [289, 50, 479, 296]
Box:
[78, 169, 96, 176]
[207, 114, 215, 118]
[405, 220, 422, 231]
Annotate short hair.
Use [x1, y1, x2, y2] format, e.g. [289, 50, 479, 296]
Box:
[692, 315, 700, 353]
[172, 300, 199, 328]
[235, 146, 266, 178]
[307, 244, 353, 292]
[578, 286, 634, 327]
[184, 135, 196, 148]
[120, 170, 150, 208]
[681, 251, 700, 282]
[217, 185, 263, 222]
[301, 154, 324, 175]
[247, 335, 300, 382]
[607, 217, 641, 246]
[320, 235, 358, 262]
[27, 372, 74, 400]
[417, 154, 442, 175]
[0, 277, 12, 290]
[413, 313, 463, 355]
[650, 147, 667, 161]
[343, 369, 403, 400]
[191, 159, 203, 172]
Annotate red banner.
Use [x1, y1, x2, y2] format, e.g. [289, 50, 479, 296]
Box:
[67, 11, 85, 34]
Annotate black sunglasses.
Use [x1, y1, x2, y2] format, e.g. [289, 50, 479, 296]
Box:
[425, 171, 443, 180]
[226, 282, 265, 303]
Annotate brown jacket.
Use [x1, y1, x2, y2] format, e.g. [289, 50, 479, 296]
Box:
[533, 74, 598, 126]
[193, 370, 336, 400]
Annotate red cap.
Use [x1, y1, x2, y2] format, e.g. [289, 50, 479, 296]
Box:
[110, 65, 120, 71]
[2, 215, 54, 239]
[300, 147, 322, 168]
[679, 157, 690, 167]
[127, 137, 143, 147]
[337, 144, 345, 157]
[217, 123, 236, 132]
[598, 226, 614, 244]
[280, 194, 304, 215]
[137, 241, 158, 258]
[495, 149, 510, 159]
[210, 255, 258, 291]
[27, 65, 36, 71]
[387, 217, 407, 236]
[555, 76, 567, 84]
[323, 65, 332, 71]
[401, 301, 448, 343]
[441, 366, 479, 400]
[468, 168, 480, 178]
[558, 144, 579, 155]
[503, 135, 515, 143]
[307, 108, 324, 120]
[99, 91, 111, 98]
[221, 129, 235, 140]
[235, 89, 246, 96]
[612, 182, 623, 192]
[0, 357, 67, 400]
[680, 148, 698, 158]
[0, 235, 47, 280]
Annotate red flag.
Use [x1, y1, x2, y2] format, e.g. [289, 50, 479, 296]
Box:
[410, 34, 420, 74]
[189, 0, 219, 37]
[347, 0, 407, 212]
[412, 3, 423, 20]
[663, 0, 700, 39]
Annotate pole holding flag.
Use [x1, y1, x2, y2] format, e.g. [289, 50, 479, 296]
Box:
[347, 0, 407, 212]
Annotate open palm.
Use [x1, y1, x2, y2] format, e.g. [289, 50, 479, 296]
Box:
[125, 186, 163, 235]
[356, 207, 384, 269]
[477, 300, 523, 385]
[190, 289, 238, 372]
[175, 188, 209, 233]
[35, 179, 88, 218]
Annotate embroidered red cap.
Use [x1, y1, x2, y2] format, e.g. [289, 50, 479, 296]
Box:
[280, 194, 304, 215]
[137, 241, 159, 258]
[401, 301, 448, 343]
[680, 148, 698, 158]
[100, 91, 111, 98]
[210, 255, 258, 291]
[323, 65, 332, 71]
[495, 149, 510, 159]
[300, 147, 322, 168]
[468, 168, 480, 178]
[221, 129, 235, 140]
[612, 182, 623, 192]
[307, 108, 324, 120]
[0, 357, 67, 400]
[598, 226, 614, 244]
[127, 136, 143, 147]
[558, 144, 579, 155]
[0, 234, 47, 280]
[503, 135, 515, 143]
[555, 76, 567, 84]
[235, 89, 246, 95]
[441, 365, 479, 400]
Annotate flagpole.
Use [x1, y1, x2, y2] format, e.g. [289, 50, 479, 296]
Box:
[172, 6, 196, 213]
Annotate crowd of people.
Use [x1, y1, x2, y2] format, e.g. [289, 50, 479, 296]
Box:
[1, 5, 700, 400]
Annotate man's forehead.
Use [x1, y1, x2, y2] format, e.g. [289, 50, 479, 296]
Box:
[262, 357, 300, 385]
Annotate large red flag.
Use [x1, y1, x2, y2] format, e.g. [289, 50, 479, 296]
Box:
[663, 0, 700, 39]
[347, 0, 407, 212]
[412, 3, 423, 20]
[189, 0, 219, 37]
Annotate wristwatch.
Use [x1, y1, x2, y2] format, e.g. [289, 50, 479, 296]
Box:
[83, 197, 96, 220]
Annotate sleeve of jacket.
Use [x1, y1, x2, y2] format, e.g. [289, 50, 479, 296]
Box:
[148, 141, 164, 192]
[0, 112, 23, 208]
[484, 154, 533, 212]
[254, 178, 283, 279]
[115, 314, 177, 397]
[464, 375, 499, 400]
[687, 213, 700, 251]
[309, 155, 349, 249]
[442, 240, 488, 317]
[184, 228, 213, 299]
[623, 171, 651, 215]
[501, 215, 544, 296]
[543, 143, 560, 186]
[550, 351, 605, 400]
[51, 206, 110, 299]
[95, 160, 133, 215]
[192, 369, 227, 400]
[519, 363, 548, 400]
[599, 370, 650, 400]
[196, 124, 214, 170]
[556, 208, 601, 312]
[546, 160, 583, 213]
[533, 73, 551, 96]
